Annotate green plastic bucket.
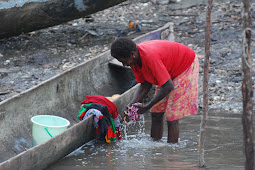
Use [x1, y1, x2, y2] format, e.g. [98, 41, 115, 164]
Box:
[31, 115, 70, 146]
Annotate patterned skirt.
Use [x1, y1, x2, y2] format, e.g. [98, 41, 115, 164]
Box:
[150, 55, 199, 121]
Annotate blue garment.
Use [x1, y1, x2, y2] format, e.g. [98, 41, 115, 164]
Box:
[83, 109, 103, 128]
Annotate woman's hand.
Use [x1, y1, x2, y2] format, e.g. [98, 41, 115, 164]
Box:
[132, 102, 149, 114]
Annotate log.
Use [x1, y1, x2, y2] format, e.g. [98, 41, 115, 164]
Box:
[0, 0, 127, 39]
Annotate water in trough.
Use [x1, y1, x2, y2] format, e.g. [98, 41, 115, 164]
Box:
[48, 111, 245, 170]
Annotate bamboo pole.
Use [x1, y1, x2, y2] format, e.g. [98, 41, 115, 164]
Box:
[241, 0, 254, 169]
[198, 0, 213, 167]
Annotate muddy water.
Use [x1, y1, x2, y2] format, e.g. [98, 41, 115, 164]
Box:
[48, 112, 245, 170]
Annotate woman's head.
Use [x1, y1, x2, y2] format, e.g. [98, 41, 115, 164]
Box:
[111, 38, 139, 67]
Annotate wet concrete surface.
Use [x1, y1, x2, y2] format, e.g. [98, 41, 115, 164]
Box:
[47, 111, 245, 170]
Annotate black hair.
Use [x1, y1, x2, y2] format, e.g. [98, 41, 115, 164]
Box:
[110, 37, 137, 59]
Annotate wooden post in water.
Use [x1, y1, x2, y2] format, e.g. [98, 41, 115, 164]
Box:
[241, 0, 254, 169]
[198, 0, 213, 167]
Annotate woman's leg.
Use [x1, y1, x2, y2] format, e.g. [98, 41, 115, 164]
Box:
[151, 112, 164, 141]
[167, 120, 179, 143]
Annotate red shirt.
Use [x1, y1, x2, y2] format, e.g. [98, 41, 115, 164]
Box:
[131, 40, 195, 86]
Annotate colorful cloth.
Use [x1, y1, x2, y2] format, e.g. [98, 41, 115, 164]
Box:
[150, 55, 199, 121]
[124, 105, 139, 124]
[84, 109, 103, 128]
[81, 95, 119, 119]
[131, 40, 195, 86]
[77, 103, 91, 120]
[77, 107, 87, 121]
[105, 118, 116, 143]
[78, 102, 120, 142]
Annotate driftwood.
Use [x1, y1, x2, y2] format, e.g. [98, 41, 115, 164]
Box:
[0, 0, 127, 39]
[241, 0, 254, 169]
[198, 0, 213, 167]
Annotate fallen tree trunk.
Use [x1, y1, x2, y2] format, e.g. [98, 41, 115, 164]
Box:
[0, 0, 127, 39]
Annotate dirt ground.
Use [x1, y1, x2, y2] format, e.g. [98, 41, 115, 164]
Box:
[0, 0, 254, 112]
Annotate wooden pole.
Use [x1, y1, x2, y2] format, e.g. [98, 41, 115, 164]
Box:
[241, 0, 254, 169]
[198, 0, 213, 167]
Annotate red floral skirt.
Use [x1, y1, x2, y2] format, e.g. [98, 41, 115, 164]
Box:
[150, 55, 199, 121]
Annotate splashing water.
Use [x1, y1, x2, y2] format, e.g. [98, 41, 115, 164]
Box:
[118, 114, 188, 150]
[122, 114, 145, 140]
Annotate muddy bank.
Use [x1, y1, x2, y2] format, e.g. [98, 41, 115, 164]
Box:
[0, 0, 254, 113]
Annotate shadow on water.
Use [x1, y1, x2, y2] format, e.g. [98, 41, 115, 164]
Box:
[48, 111, 245, 170]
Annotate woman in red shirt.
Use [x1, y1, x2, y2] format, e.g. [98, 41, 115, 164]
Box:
[111, 37, 199, 143]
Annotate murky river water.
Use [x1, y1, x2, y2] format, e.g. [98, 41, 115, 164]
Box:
[48, 111, 245, 170]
